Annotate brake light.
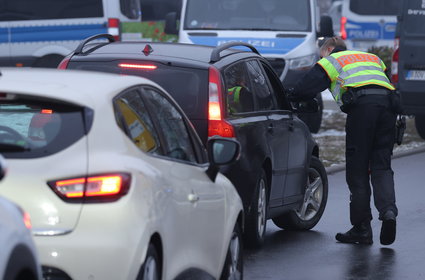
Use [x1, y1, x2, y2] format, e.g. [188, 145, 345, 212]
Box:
[208, 67, 235, 138]
[340, 17, 347, 40]
[108, 18, 121, 41]
[118, 63, 158, 70]
[48, 173, 131, 202]
[41, 109, 53, 114]
[391, 38, 399, 85]
[57, 56, 71, 69]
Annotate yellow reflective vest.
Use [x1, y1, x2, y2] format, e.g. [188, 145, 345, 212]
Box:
[318, 50, 395, 106]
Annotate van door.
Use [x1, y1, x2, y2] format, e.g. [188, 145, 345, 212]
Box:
[397, 0, 425, 115]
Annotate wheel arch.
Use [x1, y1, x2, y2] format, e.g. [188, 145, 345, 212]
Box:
[3, 244, 38, 280]
[150, 233, 163, 276]
[262, 158, 272, 196]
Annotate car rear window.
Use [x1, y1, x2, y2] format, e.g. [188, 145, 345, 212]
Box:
[0, 94, 88, 159]
[68, 61, 209, 120]
[349, 0, 399, 16]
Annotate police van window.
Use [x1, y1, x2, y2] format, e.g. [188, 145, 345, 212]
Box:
[141, 0, 182, 21]
[246, 60, 275, 111]
[349, 0, 399, 16]
[142, 87, 197, 163]
[0, 0, 103, 21]
[114, 89, 163, 156]
[404, 0, 425, 35]
[224, 62, 255, 114]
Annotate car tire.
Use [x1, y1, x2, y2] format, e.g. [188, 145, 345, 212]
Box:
[297, 93, 323, 134]
[244, 169, 268, 248]
[220, 223, 243, 280]
[272, 156, 328, 230]
[415, 115, 425, 140]
[137, 244, 160, 280]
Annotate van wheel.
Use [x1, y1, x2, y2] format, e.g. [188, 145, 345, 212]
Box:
[137, 244, 160, 280]
[272, 156, 328, 230]
[415, 115, 425, 140]
[33, 55, 64, 68]
[297, 93, 323, 133]
[220, 223, 243, 280]
[244, 169, 268, 248]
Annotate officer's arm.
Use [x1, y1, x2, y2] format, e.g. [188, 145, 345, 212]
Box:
[289, 64, 331, 101]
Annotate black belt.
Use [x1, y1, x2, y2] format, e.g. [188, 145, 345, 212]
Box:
[354, 88, 390, 97]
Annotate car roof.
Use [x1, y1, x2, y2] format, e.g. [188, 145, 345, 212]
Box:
[0, 68, 159, 108]
[79, 41, 258, 65]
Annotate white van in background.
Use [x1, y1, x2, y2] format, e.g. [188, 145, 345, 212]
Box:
[164, 0, 334, 133]
[0, 0, 141, 68]
[340, 0, 399, 51]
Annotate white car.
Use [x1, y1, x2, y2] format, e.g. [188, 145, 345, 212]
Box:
[0, 68, 244, 280]
[0, 155, 42, 280]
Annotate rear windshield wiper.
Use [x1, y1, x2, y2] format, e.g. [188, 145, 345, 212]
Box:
[0, 143, 30, 152]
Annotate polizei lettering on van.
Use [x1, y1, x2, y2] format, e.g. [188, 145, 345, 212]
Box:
[408, 9, 425, 16]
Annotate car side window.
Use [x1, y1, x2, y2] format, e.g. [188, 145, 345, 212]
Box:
[114, 89, 163, 155]
[224, 62, 255, 114]
[142, 87, 197, 163]
[246, 60, 276, 111]
[261, 61, 291, 110]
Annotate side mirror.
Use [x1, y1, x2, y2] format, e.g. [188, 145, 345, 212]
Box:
[206, 137, 241, 181]
[0, 154, 6, 181]
[317, 15, 334, 38]
[164, 12, 178, 35]
[291, 98, 319, 113]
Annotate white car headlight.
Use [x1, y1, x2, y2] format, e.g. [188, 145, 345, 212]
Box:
[288, 54, 318, 70]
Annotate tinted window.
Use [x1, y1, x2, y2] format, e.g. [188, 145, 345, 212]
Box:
[114, 89, 163, 155]
[68, 61, 208, 120]
[261, 62, 291, 110]
[224, 62, 255, 114]
[185, 0, 311, 31]
[120, 0, 141, 19]
[349, 0, 399, 15]
[246, 60, 275, 111]
[0, 0, 103, 21]
[141, 0, 182, 21]
[0, 95, 86, 159]
[404, 0, 425, 35]
[142, 87, 197, 163]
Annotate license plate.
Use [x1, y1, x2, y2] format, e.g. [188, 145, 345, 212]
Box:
[406, 70, 425, 81]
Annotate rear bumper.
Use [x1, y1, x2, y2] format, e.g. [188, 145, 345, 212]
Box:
[401, 91, 425, 115]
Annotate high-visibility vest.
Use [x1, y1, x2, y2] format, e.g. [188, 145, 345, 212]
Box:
[227, 86, 242, 113]
[318, 50, 395, 106]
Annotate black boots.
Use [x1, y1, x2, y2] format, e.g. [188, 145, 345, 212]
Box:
[380, 210, 396, 245]
[335, 222, 373, 245]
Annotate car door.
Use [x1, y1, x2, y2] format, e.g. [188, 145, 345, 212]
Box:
[244, 59, 292, 208]
[141, 86, 227, 276]
[260, 60, 308, 204]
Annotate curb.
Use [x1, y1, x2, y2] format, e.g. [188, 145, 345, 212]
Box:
[325, 144, 425, 175]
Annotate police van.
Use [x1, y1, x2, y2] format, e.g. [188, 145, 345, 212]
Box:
[164, 0, 334, 133]
[340, 0, 399, 51]
[0, 0, 141, 68]
[392, 0, 425, 140]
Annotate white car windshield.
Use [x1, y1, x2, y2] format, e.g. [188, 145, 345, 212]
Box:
[184, 0, 311, 31]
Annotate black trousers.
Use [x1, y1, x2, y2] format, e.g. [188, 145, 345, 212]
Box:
[345, 94, 398, 226]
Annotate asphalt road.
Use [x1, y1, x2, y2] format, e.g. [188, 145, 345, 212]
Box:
[244, 151, 425, 280]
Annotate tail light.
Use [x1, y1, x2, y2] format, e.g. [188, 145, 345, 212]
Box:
[48, 173, 131, 202]
[23, 212, 32, 229]
[391, 37, 400, 85]
[208, 67, 235, 138]
[57, 55, 71, 69]
[118, 63, 158, 70]
[108, 18, 121, 41]
[340, 17, 347, 40]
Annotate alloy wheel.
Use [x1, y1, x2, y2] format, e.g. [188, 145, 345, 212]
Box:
[227, 232, 242, 280]
[142, 255, 159, 280]
[257, 179, 267, 237]
[296, 167, 323, 221]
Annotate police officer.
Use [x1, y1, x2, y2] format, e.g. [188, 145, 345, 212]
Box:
[287, 36, 397, 245]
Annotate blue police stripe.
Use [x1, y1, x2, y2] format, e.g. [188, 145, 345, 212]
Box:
[0, 24, 107, 43]
[188, 36, 305, 55]
[346, 19, 396, 40]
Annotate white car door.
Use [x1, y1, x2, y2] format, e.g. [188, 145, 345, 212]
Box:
[141, 86, 227, 276]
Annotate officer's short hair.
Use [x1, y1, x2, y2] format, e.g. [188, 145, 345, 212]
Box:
[320, 36, 347, 53]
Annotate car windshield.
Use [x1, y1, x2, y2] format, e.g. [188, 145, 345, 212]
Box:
[184, 0, 311, 31]
[0, 96, 86, 158]
[349, 0, 399, 16]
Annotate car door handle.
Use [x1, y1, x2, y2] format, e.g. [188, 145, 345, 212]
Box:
[188, 193, 200, 203]
[268, 123, 274, 134]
